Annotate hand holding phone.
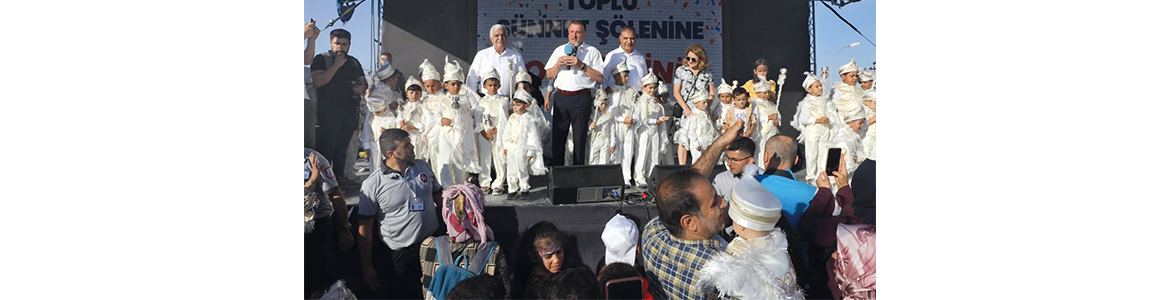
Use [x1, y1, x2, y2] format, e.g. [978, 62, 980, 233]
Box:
[825, 148, 842, 178]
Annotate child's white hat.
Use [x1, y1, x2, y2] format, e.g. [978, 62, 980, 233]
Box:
[375, 63, 396, 81]
[419, 59, 440, 82]
[611, 60, 629, 76]
[862, 90, 877, 102]
[656, 80, 669, 96]
[515, 70, 532, 84]
[601, 214, 638, 266]
[859, 70, 874, 82]
[689, 89, 709, 103]
[593, 88, 608, 108]
[717, 78, 736, 96]
[801, 71, 821, 90]
[640, 72, 657, 87]
[727, 177, 782, 231]
[838, 59, 859, 75]
[839, 98, 866, 122]
[405, 76, 422, 90]
[753, 79, 772, 93]
[442, 55, 464, 83]
[512, 89, 534, 104]
[482, 68, 500, 85]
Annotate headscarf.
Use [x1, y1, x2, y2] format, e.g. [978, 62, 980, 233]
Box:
[834, 224, 876, 300]
[441, 183, 495, 244]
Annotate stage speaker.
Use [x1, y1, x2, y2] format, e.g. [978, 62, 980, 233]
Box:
[548, 164, 626, 205]
[648, 164, 727, 193]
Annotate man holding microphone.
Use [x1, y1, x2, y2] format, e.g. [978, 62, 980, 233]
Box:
[544, 20, 605, 166]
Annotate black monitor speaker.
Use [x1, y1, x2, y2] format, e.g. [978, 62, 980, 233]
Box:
[548, 164, 626, 205]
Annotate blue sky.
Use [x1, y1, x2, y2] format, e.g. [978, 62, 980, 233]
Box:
[305, 0, 379, 72]
[814, 0, 876, 75]
[304, 0, 876, 76]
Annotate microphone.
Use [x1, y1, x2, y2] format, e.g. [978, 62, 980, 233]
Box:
[563, 44, 579, 75]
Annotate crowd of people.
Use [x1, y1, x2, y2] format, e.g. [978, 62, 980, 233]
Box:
[304, 18, 876, 299]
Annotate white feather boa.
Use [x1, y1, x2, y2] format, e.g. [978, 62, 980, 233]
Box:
[697, 230, 805, 300]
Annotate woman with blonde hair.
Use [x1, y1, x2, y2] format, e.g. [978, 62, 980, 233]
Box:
[671, 44, 716, 164]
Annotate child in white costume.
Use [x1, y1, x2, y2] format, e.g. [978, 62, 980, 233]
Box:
[399, 76, 429, 163]
[429, 56, 483, 187]
[418, 59, 444, 167]
[713, 78, 737, 136]
[861, 90, 877, 161]
[478, 69, 512, 194]
[365, 64, 401, 173]
[792, 72, 832, 183]
[698, 178, 805, 300]
[501, 90, 548, 199]
[609, 61, 640, 186]
[632, 76, 671, 187]
[752, 81, 781, 163]
[588, 89, 620, 165]
[825, 59, 866, 174]
[674, 91, 717, 164]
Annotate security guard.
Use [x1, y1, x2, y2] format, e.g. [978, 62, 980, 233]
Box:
[355, 128, 441, 299]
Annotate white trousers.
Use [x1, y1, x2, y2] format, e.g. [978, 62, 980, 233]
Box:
[634, 129, 660, 184]
[476, 133, 493, 187]
[490, 140, 507, 190]
[620, 129, 637, 183]
[505, 148, 530, 193]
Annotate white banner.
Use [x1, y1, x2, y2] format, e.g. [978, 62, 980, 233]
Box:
[477, 0, 723, 86]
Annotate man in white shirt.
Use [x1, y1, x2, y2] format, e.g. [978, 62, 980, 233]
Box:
[544, 20, 605, 166]
[466, 24, 526, 97]
[602, 26, 646, 94]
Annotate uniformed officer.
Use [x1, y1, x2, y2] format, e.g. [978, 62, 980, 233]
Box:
[356, 128, 441, 299]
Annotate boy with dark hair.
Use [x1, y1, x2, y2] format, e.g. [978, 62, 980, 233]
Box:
[446, 273, 506, 300]
[537, 267, 601, 300]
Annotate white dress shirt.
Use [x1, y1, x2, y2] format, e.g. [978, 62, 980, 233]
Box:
[465, 47, 526, 97]
[602, 48, 647, 90]
[545, 42, 604, 91]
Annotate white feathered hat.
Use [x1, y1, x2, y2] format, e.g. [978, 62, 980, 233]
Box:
[512, 89, 534, 104]
[862, 90, 877, 102]
[419, 59, 440, 82]
[859, 70, 874, 82]
[375, 63, 395, 81]
[481, 68, 500, 85]
[640, 72, 657, 87]
[442, 56, 464, 83]
[593, 88, 608, 108]
[611, 59, 629, 76]
[801, 71, 821, 90]
[405, 75, 422, 90]
[838, 59, 859, 75]
[716, 78, 736, 96]
[656, 80, 669, 96]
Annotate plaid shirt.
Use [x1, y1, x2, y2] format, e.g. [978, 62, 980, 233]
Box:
[418, 236, 511, 298]
[642, 217, 727, 300]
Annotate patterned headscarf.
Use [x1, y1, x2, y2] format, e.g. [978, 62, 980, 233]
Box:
[834, 224, 876, 300]
[441, 183, 495, 245]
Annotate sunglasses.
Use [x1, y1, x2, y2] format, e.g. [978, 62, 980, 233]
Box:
[686, 57, 699, 62]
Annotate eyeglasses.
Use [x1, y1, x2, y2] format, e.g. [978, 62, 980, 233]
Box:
[727, 156, 751, 162]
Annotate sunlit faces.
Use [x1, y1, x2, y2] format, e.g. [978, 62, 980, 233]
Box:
[406, 88, 422, 102]
[568, 23, 585, 46]
[444, 80, 463, 95]
[733, 93, 750, 109]
[718, 93, 733, 104]
[613, 71, 630, 87]
[725, 149, 754, 175]
[848, 118, 865, 131]
[753, 64, 768, 81]
[841, 71, 859, 86]
[619, 28, 636, 53]
[483, 78, 501, 96]
[860, 80, 874, 90]
[806, 80, 824, 97]
[685, 52, 700, 69]
[691, 179, 727, 238]
[330, 37, 350, 54]
[388, 138, 416, 162]
[490, 27, 508, 52]
[512, 100, 529, 115]
[422, 79, 442, 95]
[695, 98, 709, 112]
[864, 99, 876, 111]
[642, 82, 658, 96]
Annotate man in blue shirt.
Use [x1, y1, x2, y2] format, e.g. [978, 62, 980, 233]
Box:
[754, 135, 817, 228]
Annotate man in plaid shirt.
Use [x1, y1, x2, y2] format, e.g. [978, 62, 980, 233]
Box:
[641, 119, 744, 299]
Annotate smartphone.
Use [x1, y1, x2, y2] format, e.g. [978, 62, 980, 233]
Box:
[605, 277, 643, 300]
[825, 148, 842, 175]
